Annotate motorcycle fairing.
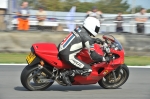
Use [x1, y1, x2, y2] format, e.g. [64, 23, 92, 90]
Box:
[32, 42, 124, 85]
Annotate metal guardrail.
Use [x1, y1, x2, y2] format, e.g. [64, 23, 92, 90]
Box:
[0, 14, 150, 34]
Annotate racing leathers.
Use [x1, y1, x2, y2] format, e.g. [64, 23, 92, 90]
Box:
[58, 26, 105, 86]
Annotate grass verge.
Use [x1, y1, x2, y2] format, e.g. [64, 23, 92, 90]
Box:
[0, 53, 150, 66]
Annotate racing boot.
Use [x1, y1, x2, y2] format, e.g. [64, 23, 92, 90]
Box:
[61, 69, 92, 86]
[61, 70, 73, 86]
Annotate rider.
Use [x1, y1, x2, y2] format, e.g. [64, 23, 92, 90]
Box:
[58, 17, 110, 86]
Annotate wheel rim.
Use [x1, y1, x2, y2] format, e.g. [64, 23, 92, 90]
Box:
[27, 68, 53, 90]
[101, 67, 127, 88]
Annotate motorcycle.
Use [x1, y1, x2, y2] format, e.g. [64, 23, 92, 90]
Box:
[20, 34, 129, 91]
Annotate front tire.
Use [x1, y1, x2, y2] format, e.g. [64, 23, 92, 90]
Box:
[20, 65, 54, 91]
[98, 64, 129, 89]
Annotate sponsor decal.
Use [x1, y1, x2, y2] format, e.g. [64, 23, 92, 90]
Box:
[72, 60, 83, 68]
[61, 33, 75, 48]
[72, 31, 79, 37]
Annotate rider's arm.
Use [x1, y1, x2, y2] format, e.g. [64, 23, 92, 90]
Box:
[84, 40, 104, 62]
[92, 38, 103, 44]
[80, 30, 106, 62]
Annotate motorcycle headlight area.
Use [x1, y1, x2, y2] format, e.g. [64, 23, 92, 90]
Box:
[111, 43, 120, 51]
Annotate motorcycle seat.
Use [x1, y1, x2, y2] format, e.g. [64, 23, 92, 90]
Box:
[33, 43, 58, 56]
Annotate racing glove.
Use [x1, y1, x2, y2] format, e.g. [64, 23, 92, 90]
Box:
[102, 56, 112, 63]
[92, 38, 103, 44]
[90, 50, 103, 62]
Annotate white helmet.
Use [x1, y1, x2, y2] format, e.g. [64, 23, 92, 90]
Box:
[83, 17, 100, 36]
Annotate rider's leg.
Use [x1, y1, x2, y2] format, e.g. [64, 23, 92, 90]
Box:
[69, 56, 92, 76]
[61, 54, 92, 86]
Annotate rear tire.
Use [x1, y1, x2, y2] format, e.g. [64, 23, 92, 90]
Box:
[21, 65, 54, 91]
[98, 64, 129, 89]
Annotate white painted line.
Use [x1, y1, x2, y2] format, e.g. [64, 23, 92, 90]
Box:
[127, 66, 150, 68]
[0, 64, 27, 66]
[0, 64, 150, 68]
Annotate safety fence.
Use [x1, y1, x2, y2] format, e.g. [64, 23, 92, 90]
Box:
[0, 14, 150, 34]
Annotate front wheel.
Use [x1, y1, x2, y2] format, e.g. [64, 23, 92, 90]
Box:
[98, 64, 129, 89]
[20, 65, 54, 91]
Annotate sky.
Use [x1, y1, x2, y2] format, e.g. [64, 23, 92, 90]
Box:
[127, 0, 150, 9]
[80, 0, 150, 9]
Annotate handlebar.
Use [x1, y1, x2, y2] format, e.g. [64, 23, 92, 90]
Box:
[103, 42, 111, 54]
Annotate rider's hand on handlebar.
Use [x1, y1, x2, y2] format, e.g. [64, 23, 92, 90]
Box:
[103, 56, 112, 63]
[93, 38, 103, 44]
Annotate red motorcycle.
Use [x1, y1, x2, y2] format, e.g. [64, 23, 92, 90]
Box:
[21, 34, 129, 91]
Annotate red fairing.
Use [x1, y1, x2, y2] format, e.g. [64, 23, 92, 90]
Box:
[72, 48, 125, 85]
[109, 48, 124, 66]
[94, 43, 104, 56]
[33, 43, 58, 56]
[76, 44, 104, 64]
[76, 49, 93, 64]
[73, 63, 118, 84]
[32, 43, 104, 69]
[32, 41, 125, 85]
[32, 43, 72, 69]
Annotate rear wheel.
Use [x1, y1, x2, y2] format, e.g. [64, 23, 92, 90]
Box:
[20, 65, 54, 91]
[98, 64, 129, 89]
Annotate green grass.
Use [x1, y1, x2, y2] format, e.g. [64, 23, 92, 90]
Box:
[0, 53, 27, 63]
[125, 56, 150, 66]
[0, 53, 150, 66]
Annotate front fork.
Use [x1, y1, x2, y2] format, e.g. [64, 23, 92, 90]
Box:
[115, 66, 121, 78]
[111, 66, 121, 83]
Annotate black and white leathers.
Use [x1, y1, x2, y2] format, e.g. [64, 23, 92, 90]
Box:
[58, 26, 103, 72]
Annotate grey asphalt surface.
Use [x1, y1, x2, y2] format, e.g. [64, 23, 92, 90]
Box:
[0, 65, 150, 99]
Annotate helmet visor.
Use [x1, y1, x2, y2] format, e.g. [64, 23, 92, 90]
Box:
[95, 26, 100, 34]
